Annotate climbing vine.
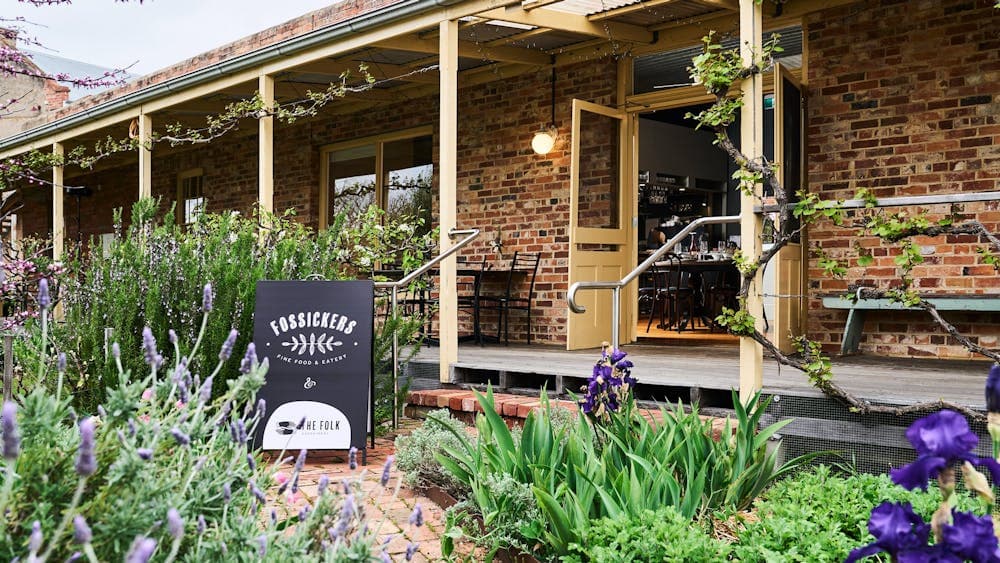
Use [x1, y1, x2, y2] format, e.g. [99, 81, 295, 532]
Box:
[689, 31, 1000, 421]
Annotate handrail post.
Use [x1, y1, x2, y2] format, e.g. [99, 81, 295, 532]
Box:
[391, 285, 399, 429]
[611, 286, 621, 351]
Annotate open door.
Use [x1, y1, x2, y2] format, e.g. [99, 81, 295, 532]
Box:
[771, 64, 806, 353]
[566, 99, 630, 350]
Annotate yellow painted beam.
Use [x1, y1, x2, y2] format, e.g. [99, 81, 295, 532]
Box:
[258, 73, 275, 218]
[138, 112, 152, 199]
[589, 0, 682, 21]
[523, 0, 564, 10]
[438, 19, 458, 384]
[374, 35, 551, 66]
[478, 6, 654, 44]
[52, 142, 64, 260]
[286, 59, 440, 84]
[738, 0, 764, 404]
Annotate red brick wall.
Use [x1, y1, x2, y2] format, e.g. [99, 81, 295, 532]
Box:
[805, 0, 1000, 359]
[18, 58, 618, 345]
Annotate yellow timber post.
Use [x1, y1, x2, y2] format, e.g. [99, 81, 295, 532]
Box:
[138, 112, 152, 199]
[258, 73, 275, 221]
[52, 142, 64, 259]
[738, 0, 764, 403]
[438, 18, 459, 383]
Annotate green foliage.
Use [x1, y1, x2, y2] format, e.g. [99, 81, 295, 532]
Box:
[395, 410, 471, 498]
[793, 191, 845, 226]
[438, 386, 814, 559]
[1, 304, 407, 561]
[716, 304, 756, 337]
[977, 246, 1000, 271]
[563, 507, 730, 563]
[19, 199, 433, 427]
[732, 466, 984, 562]
[794, 337, 834, 388]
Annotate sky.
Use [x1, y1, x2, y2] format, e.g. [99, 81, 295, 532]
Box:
[1, 0, 341, 76]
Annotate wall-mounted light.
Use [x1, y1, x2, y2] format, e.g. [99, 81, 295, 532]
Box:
[532, 66, 558, 155]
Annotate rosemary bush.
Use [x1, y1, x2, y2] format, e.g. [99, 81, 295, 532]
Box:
[17, 198, 432, 424]
[1, 284, 425, 561]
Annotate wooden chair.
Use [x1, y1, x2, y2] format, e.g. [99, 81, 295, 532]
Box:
[478, 251, 541, 345]
[647, 253, 696, 333]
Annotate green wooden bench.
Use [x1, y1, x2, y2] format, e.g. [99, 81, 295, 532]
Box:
[821, 293, 1000, 355]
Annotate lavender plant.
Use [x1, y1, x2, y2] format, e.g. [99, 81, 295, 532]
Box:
[0, 280, 424, 561]
[16, 198, 432, 424]
[847, 364, 1000, 562]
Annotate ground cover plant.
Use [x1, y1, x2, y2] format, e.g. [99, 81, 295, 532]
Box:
[13, 198, 433, 425]
[1, 281, 426, 561]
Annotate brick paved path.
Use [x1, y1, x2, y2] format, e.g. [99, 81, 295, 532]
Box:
[268, 419, 471, 562]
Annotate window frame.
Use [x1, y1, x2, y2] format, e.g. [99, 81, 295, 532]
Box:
[318, 125, 433, 230]
[176, 167, 205, 226]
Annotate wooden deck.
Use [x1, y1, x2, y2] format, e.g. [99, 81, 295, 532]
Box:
[405, 342, 991, 409]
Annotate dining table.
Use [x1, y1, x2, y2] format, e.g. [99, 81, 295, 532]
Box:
[651, 254, 738, 331]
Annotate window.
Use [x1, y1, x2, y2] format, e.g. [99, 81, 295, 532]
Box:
[177, 169, 205, 225]
[321, 127, 433, 236]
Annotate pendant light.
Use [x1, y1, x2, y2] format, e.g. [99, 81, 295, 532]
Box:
[531, 66, 558, 155]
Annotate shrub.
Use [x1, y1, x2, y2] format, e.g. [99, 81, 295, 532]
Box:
[0, 291, 422, 560]
[448, 473, 545, 558]
[395, 409, 471, 498]
[731, 465, 982, 562]
[564, 507, 730, 563]
[17, 198, 433, 425]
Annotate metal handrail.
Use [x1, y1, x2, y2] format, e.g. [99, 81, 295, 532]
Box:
[374, 227, 480, 428]
[567, 215, 740, 351]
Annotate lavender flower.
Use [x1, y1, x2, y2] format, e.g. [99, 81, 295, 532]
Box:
[2, 401, 19, 460]
[219, 329, 238, 361]
[196, 515, 206, 534]
[72, 516, 91, 544]
[257, 535, 267, 558]
[166, 508, 183, 540]
[127, 418, 137, 436]
[235, 419, 247, 444]
[112, 342, 120, 360]
[170, 428, 190, 446]
[889, 410, 1000, 490]
[249, 481, 266, 503]
[299, 505, 310, 521]
[202, 283, 213, 313]
[409, 504, 423, 527]
[141, 327, 158, 367]
[380, 455, 394, 486]
[168, 329, 177, 344]
[198, 376, 213, 403]
[57, 352, 66, 372]
[256, 399, 266, 420]
[246, 453, 256, 471]
[318, 474, 329, 497]
[37, 278, 49, 309]
[222, 482, 232, 504]
[406, 542, 419, 561]
[125, 537, 157, 563]
[297, 416, 306, 430]
[348, 446, 357, 471]
[380, 550, 391, 563]
[240, 343, 257, 374]
[97, 405, 107, 419]
[29, 521, 42, 553]
[294, 448, 307, 472]
[75, 417, 96, 476]
[137, 448, 153, 461]
[269, 509, 277, 526]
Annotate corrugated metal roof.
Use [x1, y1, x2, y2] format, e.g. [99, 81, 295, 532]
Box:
[611, 2, 722, 26]
[541, 0, 640, 16]
[23, 49, 134, 101]
[633, 25, 802, 94]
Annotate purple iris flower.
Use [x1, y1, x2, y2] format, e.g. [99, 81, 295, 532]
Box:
[845, 502, 931, 563]
[889, 410, 1000, 490]
[987, 364, 1000, 414]
[940, 511, 1000, 562]
[609, 348, 627, 364]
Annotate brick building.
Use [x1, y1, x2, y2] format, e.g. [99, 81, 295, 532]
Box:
[0, 0, 997, 387]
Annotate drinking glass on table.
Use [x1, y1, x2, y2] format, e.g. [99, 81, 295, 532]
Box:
[700, 240, 709, 254]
